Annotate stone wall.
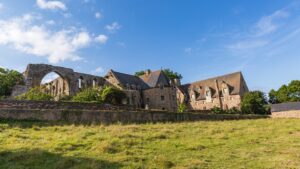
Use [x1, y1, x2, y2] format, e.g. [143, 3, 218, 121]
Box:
[271, 102, 300, 118]
[0, 100, 268, 123]
[143, 87, 177, 112]
[272, 110, 300, 118]
[0, 100, 135, 111]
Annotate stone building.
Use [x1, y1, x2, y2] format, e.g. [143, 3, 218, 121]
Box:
[11, 64, 105, 99]
[104, 69, 149, 107]
[177, 72, 249, 110]
[12, 64, 249, 112]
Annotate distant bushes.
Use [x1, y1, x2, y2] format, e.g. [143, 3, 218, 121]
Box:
[72, 88, 102, 102]
[16, 87, 53, 101]
[210, 107, 241, 114]
[72, 86, 127, 104]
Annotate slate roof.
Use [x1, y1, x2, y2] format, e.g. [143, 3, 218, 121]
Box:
[139, 70, 171, 88]
[109, 70, 150, 89]
[179, 72, 248, 100]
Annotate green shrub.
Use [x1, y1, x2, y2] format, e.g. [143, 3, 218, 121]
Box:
[100, 86, 127, 104]
[178, 103, 187, 113]
[241, 91, 269, 114]
[72, 88, 102, 102]
[16, 87, 53, 101]
[226, 107, 241, 114]
[211, 107, 225, 114]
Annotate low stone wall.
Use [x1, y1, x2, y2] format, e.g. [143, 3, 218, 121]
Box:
[0, 109, 268, 124]
[0, 100, 268, 123]
[272, 110, 300, 118]
[0, 100, 135, 111]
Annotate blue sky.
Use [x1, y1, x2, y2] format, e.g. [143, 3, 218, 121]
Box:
[0, 0, 300, 92]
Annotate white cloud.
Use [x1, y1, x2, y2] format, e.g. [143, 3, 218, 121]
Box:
[255, 10, 289, 36]
[227, 40, 269, 50]
[95, 34, 108, 44]
[227, 10, 289, 52]
[36, 0, 67, 11]
[105, 22, 121, 33]
[72, 32, 91, 48]
[91, 67, 104, 75]
[0, 14, 92, 64]
[95, 12, 102, 19]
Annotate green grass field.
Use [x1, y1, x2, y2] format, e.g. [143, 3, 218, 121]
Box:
[0, 119, 300, 169]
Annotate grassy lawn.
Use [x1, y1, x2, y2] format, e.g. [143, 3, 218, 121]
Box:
[0, 119, 300, 169]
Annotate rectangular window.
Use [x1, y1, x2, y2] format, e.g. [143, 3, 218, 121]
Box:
[161, 95, 165, 101]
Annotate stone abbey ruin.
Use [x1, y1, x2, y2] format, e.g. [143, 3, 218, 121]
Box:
[11, 64, 249, 112]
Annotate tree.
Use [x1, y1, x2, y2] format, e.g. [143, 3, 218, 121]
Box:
[100, 86, 127, 104]
[162, 69, 183, 80]
[268, 80, 300, 103]
[72, 88, 102, 102]
[134, 69, 183, 80]
[0, 68, 24, 97]
[268, 89, 278, 104]
[241, 91, 269, 114]
[16, 87, 53, 101]
[134, 69, 150, 76]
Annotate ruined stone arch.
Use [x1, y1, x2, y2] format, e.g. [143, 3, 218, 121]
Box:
[23, 64, 74, 95]
[20, 64, 106, 97]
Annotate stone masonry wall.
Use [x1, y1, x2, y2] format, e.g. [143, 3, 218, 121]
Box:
[0, 100, 268, 123]
[271, 110, 300, 118]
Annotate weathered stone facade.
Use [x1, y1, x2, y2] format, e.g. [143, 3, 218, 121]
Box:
[12, 64, 249, 112]
[12, 64, 105, 99]
[177, 72, 249, 110]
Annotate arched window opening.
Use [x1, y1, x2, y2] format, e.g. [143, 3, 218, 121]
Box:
[93, 78, 97, 88]
[40, 72, 70, 100]
[78, 76, 84, 89]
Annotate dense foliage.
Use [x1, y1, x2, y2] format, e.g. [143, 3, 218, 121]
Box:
[210, 106, 241, 114]
[71, 86, 127, 104]
[241, 91, 269, 114]
[134, 68, 183, 80]
[72, 88, 102, 102]
[16, 87, 53, 101]
[0, 68, 24, 97]
[269, 80, 300, 104]
[134, 69, 151, 76]
[162, 69, 182, 80]
[100, 86, 127, 104]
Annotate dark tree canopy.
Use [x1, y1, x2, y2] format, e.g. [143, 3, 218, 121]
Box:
[134, 70, 150, 76]
[162, 69, 183, 80]
[269, 80, 300, 104]
[134, 69, 182, 80]
[241, 91, 269, 114]
[100, 86, 127, 105]
[0, 67, 24, 97]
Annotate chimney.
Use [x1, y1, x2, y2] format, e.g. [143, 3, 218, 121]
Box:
[173, 78, 181, 86]
[145, 69, 151, 76]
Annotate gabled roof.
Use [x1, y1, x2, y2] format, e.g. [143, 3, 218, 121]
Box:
[108, 70, 149, 89]
[139, 70, 171, 88]
[179, 72, 248, 100]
